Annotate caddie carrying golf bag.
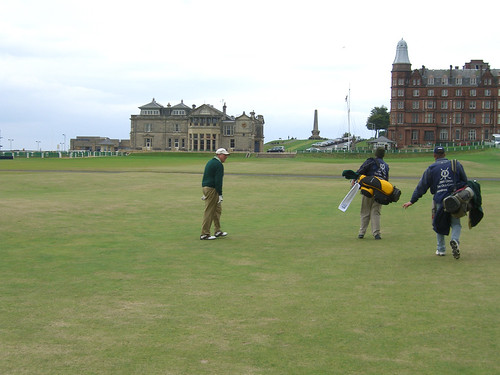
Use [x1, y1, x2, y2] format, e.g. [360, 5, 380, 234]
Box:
[357, 175, 401, 205]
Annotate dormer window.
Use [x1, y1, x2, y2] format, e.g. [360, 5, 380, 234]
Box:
[141, 109, 159, 115]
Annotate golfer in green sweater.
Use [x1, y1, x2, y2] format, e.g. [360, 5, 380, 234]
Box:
[200, 148, 230, 240]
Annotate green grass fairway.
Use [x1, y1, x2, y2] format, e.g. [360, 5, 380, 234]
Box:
[1, 150, 499, 374]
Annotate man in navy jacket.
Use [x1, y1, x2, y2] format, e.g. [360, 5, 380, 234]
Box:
[403, 146, 467, 259]
[355, 147, 389, 240]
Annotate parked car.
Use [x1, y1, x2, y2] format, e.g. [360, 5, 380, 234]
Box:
[267, 146, 285, 153]
[305, 147, 321, 152]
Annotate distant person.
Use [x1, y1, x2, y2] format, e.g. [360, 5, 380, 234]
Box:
[355, 147, 389, 239]
[200, 148, 230, 240]
[402, 146, 467, 259]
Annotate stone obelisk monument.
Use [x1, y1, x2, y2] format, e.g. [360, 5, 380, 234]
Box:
[309, 109, 321, 139]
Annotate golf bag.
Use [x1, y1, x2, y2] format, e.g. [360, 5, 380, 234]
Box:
[443, 186, 474, 218]
[357, 174, 401, 205]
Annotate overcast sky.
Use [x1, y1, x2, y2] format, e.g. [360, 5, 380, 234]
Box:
[1, 0, 499, 151]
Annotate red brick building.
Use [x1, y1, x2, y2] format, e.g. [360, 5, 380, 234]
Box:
[388, 39, 499, 148]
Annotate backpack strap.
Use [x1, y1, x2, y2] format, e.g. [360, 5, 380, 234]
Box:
[451, 159, 458, 191]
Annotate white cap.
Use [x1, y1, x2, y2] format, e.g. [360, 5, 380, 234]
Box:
[216, 148, 230, 155]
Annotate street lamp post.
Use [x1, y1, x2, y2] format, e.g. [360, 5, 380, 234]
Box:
[8, 138, 13, 150]
[449, 99, 452, 146]
[36, 140, 41, 151]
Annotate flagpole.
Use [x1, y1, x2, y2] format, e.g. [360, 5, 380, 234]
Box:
[346, 85, 351, 151]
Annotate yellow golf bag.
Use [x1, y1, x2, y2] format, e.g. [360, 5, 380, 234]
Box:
[358, 175, 401, 205]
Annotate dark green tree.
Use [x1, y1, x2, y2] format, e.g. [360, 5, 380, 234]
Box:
[366, 106, 390, 138]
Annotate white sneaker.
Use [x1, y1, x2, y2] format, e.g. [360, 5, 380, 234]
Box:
[214, 231, 228, 238]
[200, 234, 216, 240]
[435, 250, 446, 256]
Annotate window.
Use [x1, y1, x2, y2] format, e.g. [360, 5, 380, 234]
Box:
[485, 89, 491, 96]
[440, 113, 448, 124]
[483, 113, 491, 124]
[397, 113, 404, 124]
[455, 89, 462, 96]
[454, 113, 462, 125]
[413, 89, 420, 97]
[426, 100, 435, 109]
[230, 139, 235, 148]
[142, 110, 159, 115]
[174, 123, 180, 132]
[145, 123, 152, 132]
[471, 78, 477, 85]
[412, 130, 418, 140]
[440, 129, 448, 140]
[470, 89, 476, 96]
[468, 129, 476, 140]
[483, 101, 491, 109]
[469, 101, 476, 109]
[428, 77, 435, 85]
[454, 100, 464, 110]
[424, 131, 435, 141]
[412, 114, 419, 123]
[441, 101, 449, 109]
[469, 113, 476, 124]
[224, 125, 234, 136]
[441, 89, 448, 97]
[172, 110, 186, 115]
[397, 101, 404, 109]
[442, 77, 449, 85]
[398, 89, 404, 97]
[412, 101, 420, 109]
[398, 78, 405, 85]
[425, 113, 434, 123]
[456, 78, 462, 85]
[428, 89, 434, 96]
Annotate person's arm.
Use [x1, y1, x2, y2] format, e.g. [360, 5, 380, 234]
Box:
[403, 168, 431, 208]
[214, 163, 224, 195]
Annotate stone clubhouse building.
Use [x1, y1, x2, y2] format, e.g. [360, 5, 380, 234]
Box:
[70, 99, 265, 153]
[130, 99, 265, 153]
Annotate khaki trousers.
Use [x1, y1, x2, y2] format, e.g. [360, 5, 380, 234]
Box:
[359, 194, 382, 237]
[201, 187, 221, 236]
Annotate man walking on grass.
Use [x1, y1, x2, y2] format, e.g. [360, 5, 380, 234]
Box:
[402, 146, 467, 259]
[200, 148, 230, 240]
[355, 147, 389, 240]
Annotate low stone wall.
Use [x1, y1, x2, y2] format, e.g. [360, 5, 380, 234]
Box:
[255, 152, 297, 158]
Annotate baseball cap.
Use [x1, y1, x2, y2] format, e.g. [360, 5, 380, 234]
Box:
[216, 148, 230, 155]
[433, 146, 445, 154]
